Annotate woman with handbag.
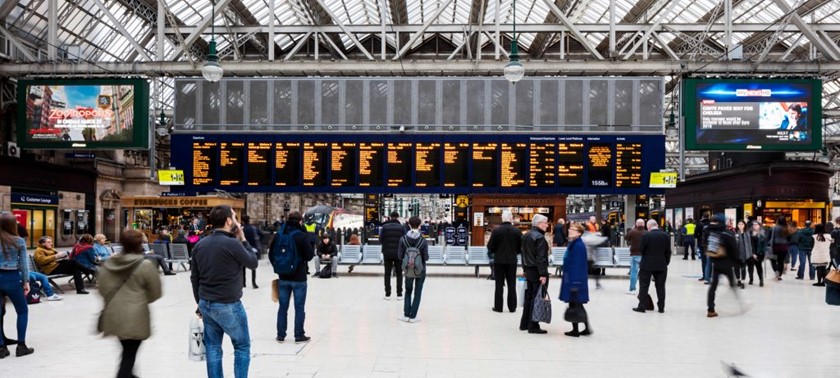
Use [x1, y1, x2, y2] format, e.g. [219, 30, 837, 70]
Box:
[98, 229, 162, 378]
[559, 223, 591, 337]
[810, 223, 833, 287]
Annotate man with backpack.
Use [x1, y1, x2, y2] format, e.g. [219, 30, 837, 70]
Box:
[398, 217, 429, 323]
[269, 211, 315, 344]
[379, 211, 406, 300]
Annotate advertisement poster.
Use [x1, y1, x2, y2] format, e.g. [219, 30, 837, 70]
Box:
[665, 208, 673, 230]
[12, 210, 28, 229]
[675, 208, 684, 228]
[24, 84, 135, 143]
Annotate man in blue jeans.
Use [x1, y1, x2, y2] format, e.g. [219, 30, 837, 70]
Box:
[398, 216, 429, 323]
[191, 205, 258, 378]
[269, 211, 314, 343]
[624, 219, 647, 295]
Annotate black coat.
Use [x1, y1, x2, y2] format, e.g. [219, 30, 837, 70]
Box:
[553, 225, 567, 247]
[486, 222, 521, 264]
[521, 228, 549, 277]
[379, 219, 405, 260]
[639, 228, 672, 272]
[706, 224, 738, 271]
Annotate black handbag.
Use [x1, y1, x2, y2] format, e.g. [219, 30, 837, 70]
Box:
[564, 302, 588, 323]
[531, 284, 552, 324]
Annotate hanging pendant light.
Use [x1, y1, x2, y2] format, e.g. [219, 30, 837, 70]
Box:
[201, 1, 223, 82]
[504, 0, 524, 84]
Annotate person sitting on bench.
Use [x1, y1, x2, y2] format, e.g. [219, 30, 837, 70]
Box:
[33, 236, 88, 295]
[312, 235, 338, 278]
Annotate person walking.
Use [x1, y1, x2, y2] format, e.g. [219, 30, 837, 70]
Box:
[552, 218, 567, 247]
[398, 217, 429, 323]
[0, 214, 34, 358]
[97, 229, 162, 378]
[770, 217, 792, 281]
[696, 214, 711, 283]
[810, 223, 833, 287]
[624, 219, 647, 295]
[734, 220, 752, 289]
[706, 214, 739, 318]
[520, 214, 550, 334]
[747, 221, 767, 287]
[190, 205, 259, 378]
[379, 211, 406, 300]
[795, 221, 815, 280]
[270, 212, 315, 343]
[559, 223, 591, 337]
[487, 210, 522, 313]
[682, 218, 696, 260]
[241, 215, 260, 289]
[632, 220, 671, 314]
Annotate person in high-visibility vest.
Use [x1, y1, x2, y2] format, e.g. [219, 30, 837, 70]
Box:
[682, 219, 696, 260]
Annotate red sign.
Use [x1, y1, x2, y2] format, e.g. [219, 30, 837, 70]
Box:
[12, 210, 28, 228]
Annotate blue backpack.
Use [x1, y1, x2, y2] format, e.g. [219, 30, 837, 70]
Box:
[272, 225, 302, 275]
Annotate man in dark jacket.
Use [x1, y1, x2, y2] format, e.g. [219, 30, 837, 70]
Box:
[553, 218, 567, 247]
[269, 211, 315, 343]
[696, 214, 711, 283]
[397, 216, 429, 323]
[633, 220, 671, 313]
[241, 215, 260, 289]
[706, 214, 739, 318]
[487, 210, 522, 313]
[519, 214, 550, 334]
[795, 221, 815, 280]
[624, 219, 648, 294]
[190, 205, 259, 377]
[379, 211, 406, 300]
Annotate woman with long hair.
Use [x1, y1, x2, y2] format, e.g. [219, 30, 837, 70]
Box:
[0, 214, 34, 358]
[734, 220, 751, 289]
[559, 222, 591, 337]
[811, 223, 833, 287]
[771, 217, 792, 281]
[747, 221, 767, 287]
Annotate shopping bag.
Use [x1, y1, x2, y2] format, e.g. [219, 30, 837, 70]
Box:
[531, 285, 552, 324]
[189, 316, 206, 361]
[516, 277, 526, 308]
[825, 280, 840, 306]
[271, 279, 279, 303]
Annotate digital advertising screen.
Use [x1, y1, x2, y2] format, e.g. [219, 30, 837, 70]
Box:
[17, 78, 149, 149]
[683, 78, 822, 151]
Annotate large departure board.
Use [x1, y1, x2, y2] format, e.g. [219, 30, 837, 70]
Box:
[275, 142, 300, 186]
[415, 143, 441, 187]
[172, 134, 666, 194]
[557, 139, 585, 187]
[192, 141, 218, 186]
[331, 142, 356, 187]
[529, 142, 556, 188]
[247, 142, 272, 186]
[444, 143, 469, 188]
[387, 143, 412, 187]
[587, 142, 613, 187]
[359, 143, 384, 187]
[219, 142, 245, 186]
[302, 142, 328, 187]
[615, 140, 643, 188]
[500, 143, 527, 188]
[472, 143, 498, 188]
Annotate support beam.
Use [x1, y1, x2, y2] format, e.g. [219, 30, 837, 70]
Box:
[284, 32, 314, 61]
[772, 0, 840, 61]
[0, 0, 17, 20]
[157, 0, 165, 60]
[90, 0, 152, 61]
[170, 0, 233, 60]
[609, 0, 616, 56]
[48, 0, 57, 59]
[651, 32, 679, 61]
[393, 0, 455, 60]
[724, 0, 732, 57]
[622, 0, 680, 60]
[0, 25, 37, 61]
[269, 0, 276, 61]
[313, 0, 374, 60]
[541, 0, 605, 60]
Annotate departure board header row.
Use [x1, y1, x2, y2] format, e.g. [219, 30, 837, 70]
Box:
[172, 134, 665, 194]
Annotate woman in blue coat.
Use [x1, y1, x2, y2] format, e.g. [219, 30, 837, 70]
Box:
[559, 222, 591, 337]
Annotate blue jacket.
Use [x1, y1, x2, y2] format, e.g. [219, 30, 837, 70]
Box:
[93, 244, 112, 260]
[0, 236, 29, 278]
[559, 237, 589, 303]
[72, 244, 98, 271]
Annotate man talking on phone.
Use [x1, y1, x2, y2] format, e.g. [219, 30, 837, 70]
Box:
[191, 205, 258, 378]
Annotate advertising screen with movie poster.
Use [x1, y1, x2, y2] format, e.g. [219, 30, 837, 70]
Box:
[683, 78, 822, 151]
[17, 78, 149, 149]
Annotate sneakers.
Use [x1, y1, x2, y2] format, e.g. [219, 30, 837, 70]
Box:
[383, 296, 391, 301]
[399, 316, 410, 322]
[395, 296, 403, 301]
[626, 290, 637, 295]
[45, 294, 62, 301]
[294, 336, 311, 344]
[408, 318, 420, 323]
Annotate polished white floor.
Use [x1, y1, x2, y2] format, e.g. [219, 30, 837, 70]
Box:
[1, 257, 837, 378]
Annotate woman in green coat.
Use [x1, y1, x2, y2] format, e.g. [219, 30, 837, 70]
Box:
[98, 229, 162, 378]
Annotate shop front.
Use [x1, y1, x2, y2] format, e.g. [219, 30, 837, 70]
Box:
[11, 192, 57, 248]
[121, 196, 246, 241]
[470, 194, 567, 246]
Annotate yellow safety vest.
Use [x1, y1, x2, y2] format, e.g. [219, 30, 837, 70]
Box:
[684, 223, 696, 235]
[305, 223, 317, 233]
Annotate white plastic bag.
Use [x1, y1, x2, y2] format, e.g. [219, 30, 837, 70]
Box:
[189, 316, 206, 361]
[516, 277, 526, 308]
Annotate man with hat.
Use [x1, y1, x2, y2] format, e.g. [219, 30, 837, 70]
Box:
[705, 213, 739, 317]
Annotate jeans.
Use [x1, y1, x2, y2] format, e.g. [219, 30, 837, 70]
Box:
[29, 272, 55, 297]
[703, 256, 712, 282]
[118, 339, 142, 378]
[629, 256, 642, 291]
[0, 270, 28, 345]
[796, 250, 815, 279]
[788, 245, 799, 267]
[277, 280, 307, 339]
[404, 275, 426, 319]
[198, 300, 251, 378]
[383, 258, 403, 297]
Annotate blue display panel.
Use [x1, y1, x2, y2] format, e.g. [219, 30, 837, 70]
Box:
[171, 134, 666, 195]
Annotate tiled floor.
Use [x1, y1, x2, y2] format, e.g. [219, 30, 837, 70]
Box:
[1, 257, 837, 378]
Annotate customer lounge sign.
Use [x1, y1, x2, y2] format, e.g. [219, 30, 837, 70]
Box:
[11, 193, 59, 206]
